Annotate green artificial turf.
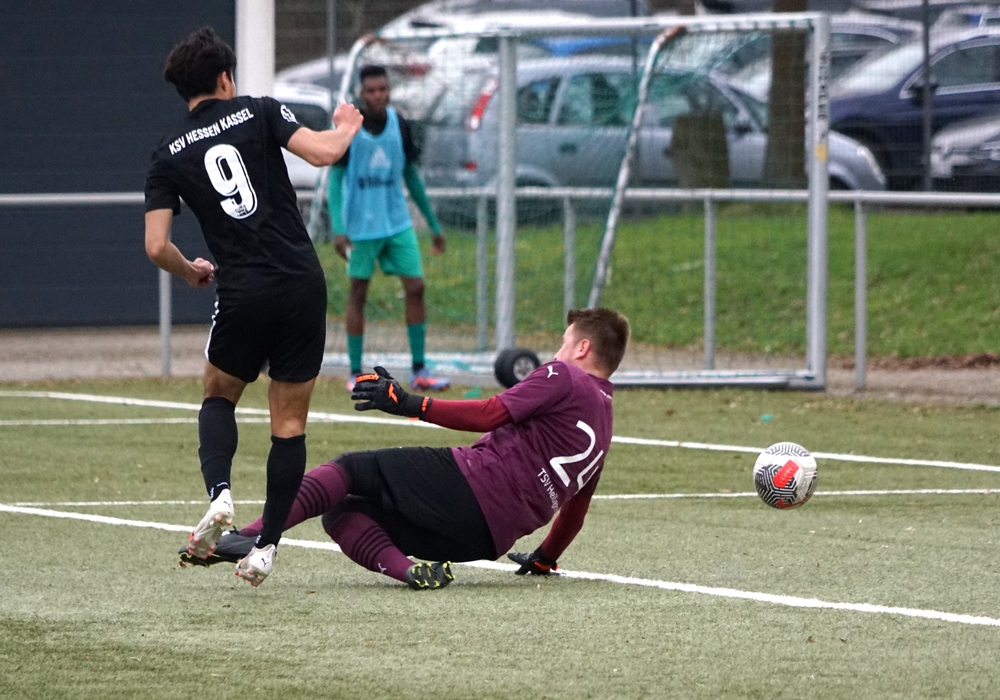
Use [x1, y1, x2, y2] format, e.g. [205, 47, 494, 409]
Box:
[316, 207, 1000, 358]
[3, 379, 1000, 698]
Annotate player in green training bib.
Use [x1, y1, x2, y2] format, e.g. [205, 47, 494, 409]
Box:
[328, 64, 450, 392]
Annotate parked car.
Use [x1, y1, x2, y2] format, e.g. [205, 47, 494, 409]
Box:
[934, 5, 1000, 30]
[276, 54, 353, 94]
[701, 0, 852, 11]
[418, 56, 884, 222]
[853, 0, 987, 24]
[830, 27, 1000, 188]
[930, 112, 1000, 190]
[275, 0, 649, 93]
[273, 82, 332, 190]
[724, 12, 922, 102]
[379, 0, 649, 36]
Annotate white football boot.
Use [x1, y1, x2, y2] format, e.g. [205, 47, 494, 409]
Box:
[186, 489, 235, 561]
[235, 544, 276, 588]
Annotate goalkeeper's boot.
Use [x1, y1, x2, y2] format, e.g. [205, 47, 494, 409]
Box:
[235, 544, 276, 588]
[404, 561, 454, 590]
[410, 368, 450, 392]
[186, 489, 234, 561]
[178, 530, 255, 568]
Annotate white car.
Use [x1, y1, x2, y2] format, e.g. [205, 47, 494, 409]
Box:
[930, 113, 1000, 191]
[273, 82, 332, 191]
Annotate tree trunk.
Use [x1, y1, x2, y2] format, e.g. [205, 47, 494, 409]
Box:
[672, 114, 730, 189]
[764, 0, 807, 189]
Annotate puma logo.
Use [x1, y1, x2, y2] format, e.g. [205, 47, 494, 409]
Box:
[547, 366, 558, 378]
[378, 563, 387, 574]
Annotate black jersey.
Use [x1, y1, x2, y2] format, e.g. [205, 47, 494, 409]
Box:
[145, 95, 323, 302]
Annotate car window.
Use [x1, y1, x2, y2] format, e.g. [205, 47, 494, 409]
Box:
[472, 37, 551, 60]
[517, 78, 559, 124]
[933, 43, 1000, 88]
[831, 31, 895, 52]
[646, 74, 739, 129]
[556, 72, 634, 127]
[834, 41, 924, 93]
[280, 102, 330, 132]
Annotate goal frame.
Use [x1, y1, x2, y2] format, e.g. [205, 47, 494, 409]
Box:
[317, 14, 832, 390]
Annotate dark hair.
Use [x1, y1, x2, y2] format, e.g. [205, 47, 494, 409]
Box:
[359, 64, 388, 83]
[163, 27, 236, 101]
[567, 308, 630, 375]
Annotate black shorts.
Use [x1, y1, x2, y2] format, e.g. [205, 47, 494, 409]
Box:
[206, 275, 327, 384]
[327, 447, 497, 562]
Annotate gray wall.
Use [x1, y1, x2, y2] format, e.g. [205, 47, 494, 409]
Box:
[0, 1, 235, 327]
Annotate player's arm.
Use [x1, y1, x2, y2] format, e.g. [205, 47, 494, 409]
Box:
[399, 116, 444, 254]
[402, 162, 444, 254]
[326, 164, 351, 260]
[285, 102, 363, 167]
[508, 474, 600, 575]
[144, 209, 214, 287]
[350, 366, 513, 430]
[423, 395, 511, 432]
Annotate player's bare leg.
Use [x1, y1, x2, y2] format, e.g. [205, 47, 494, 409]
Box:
[234, 378, 315, 587]
[186, 363, 245, 561]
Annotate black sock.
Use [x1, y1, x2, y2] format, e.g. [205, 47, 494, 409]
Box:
[198, 397, 237, 501]
[412, 362, 425, 373]
[256, 434, 307, 548]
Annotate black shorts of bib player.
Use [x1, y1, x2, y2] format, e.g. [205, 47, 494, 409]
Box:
[143, 26, 363, 586]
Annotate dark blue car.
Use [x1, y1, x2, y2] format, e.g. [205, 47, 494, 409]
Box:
[830, 27, 1000, 189]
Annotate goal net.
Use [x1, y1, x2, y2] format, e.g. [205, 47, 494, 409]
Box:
[308, 15, 831, 389]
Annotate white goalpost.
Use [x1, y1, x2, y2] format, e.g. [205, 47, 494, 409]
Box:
[586, 13, 831, 388]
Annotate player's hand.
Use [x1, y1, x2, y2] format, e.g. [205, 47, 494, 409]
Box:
[507, 549, 559, 576]
[351, 366, 430, 418]
[431, 233, 446, 255]
[333, 235, 352, 260]
[187, 258, 215, 287]
[333, 101, 363, 136]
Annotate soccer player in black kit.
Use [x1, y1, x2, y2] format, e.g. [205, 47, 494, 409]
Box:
[144, 27, 362, 587]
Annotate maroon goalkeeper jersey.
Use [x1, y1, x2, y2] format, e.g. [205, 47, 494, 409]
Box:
[450, 360, 614, 555]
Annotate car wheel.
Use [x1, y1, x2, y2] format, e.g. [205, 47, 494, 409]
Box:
[494, 347, 541, 388]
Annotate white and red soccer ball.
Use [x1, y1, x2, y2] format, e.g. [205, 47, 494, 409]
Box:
[753, 442, 818, 509]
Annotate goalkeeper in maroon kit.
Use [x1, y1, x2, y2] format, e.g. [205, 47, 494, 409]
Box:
[182, 308, 629, 589]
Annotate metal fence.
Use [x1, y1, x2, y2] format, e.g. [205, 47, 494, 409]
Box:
[7, 186, 998, 388]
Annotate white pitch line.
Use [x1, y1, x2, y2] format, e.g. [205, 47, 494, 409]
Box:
[0, 391, 440, 430]
[7, 489, 998, 509]
[2, 390, 999, 471]
[8, 499, 268, 507]
[0, 418, 272, 427]
[594, 488, 1000, 499]
[610, 435, 1000, 473]
[2, 502, 998, 629]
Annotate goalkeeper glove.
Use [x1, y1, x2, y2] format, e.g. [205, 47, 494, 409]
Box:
[507, 549, 560, 576]
[351, 366, 431, 418]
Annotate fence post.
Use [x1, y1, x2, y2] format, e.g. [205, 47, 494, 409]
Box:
[806, 13, 831, 388]
[476, 195, 489, 352]
[494, 34, 517, 351]
[159, 268, 171, 378]
[563, 196, 576, 319]
[854, 199, 867, 391]
[704, 196, 716, 370]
